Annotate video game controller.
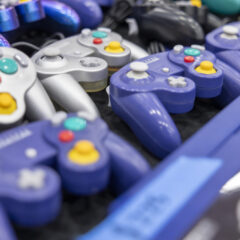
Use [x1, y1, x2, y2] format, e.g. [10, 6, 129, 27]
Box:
[0, 166, 61, 240]
[0, 111, 150, 195]
[206, 22, 240, 106]
[31, 47, 106, 118]
[0, 0, 81, 40]
[110, 45, 223, 157]
[132, 0, 204, 45]
[0, 47, 56, 129]
[32, 27, 148, 93]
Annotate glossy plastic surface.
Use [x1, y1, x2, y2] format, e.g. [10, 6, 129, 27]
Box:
[0, 112, 150, 195]
[58, 0, 103, 28]
[203, 0, 240, 15]
[133, 0, 204, 45]
[41, 0, 80, 35]
[78, 96, 240, 240]
[206, 22, 240, 106]
[110, 46, 223, 158]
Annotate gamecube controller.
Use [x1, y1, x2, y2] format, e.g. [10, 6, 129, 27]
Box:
[0, 111, 150, 195]
[32, 27, 148, 94]
[110, 45, 223, 157]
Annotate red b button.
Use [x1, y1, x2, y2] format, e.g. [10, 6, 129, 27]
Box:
[59, 130, 74, 142]
[184, 56, 195, 63]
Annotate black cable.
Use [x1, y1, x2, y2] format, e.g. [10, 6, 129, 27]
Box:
[101, 0, 136, 29]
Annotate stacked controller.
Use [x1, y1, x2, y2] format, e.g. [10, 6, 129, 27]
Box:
[31, 27, 148, 95]
[0, 111, 150, 240]
[110, 44, 223, 157]
[0, 25, 152, 239]
[0, 0, 110, 40]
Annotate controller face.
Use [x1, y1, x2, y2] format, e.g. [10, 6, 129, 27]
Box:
[0, 111, 150, 195]
[0, 111, 150, 239]
[32, 28, 132, 94]
[206, 22, 240, 106]
[133, 0, 204, 45]
[0, 47, 56, 129]
[110, 45, 223, 157]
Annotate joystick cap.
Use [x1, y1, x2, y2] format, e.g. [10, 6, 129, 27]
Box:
[105, 41, 124, 53]
[222, 26, 239, 35]
[0, 93, 17, 114]
[126, 62, 149, 79]
[221, 26, 239, 40]
[195, 61, 217, 74]
[43, 47, 61, 58]
[68, 140, 99, 165]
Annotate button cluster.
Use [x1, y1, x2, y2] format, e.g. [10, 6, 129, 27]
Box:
[0, 93, 17, 115]
[52, 113, 100, 165]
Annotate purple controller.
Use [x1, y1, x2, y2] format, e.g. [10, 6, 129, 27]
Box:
[0, 111, 150, 196]
[110, 45, 223, 158]
[0, 166, 61, 240]
[206, 21, 240, 106]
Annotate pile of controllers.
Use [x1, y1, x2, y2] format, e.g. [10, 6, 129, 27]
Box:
[0, 0, 240, 239]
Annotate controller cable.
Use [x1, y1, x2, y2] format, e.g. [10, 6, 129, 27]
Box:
[11, 32, 65, 53]
[101, 0, 136, 29]
[147, 41, 165, 54]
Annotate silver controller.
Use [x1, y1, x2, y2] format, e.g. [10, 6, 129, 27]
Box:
[31, 28, 148, 120]
[32, 27, 148, 90]
[0, 47, 56, 129]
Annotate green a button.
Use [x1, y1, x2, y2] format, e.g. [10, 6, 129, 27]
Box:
[184, 48, 201, 57]
[0, 58, 18, 74]
[64, 117, 87, 131]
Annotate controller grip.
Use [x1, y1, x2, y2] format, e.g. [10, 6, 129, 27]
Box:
[41, 74, 100, 120]
[215, 58, 240, 106]
[110, 92, 181, 158]
[25, 79, 56, 121]
[0, 205, 16, 240]
[58, 0, 103, 28]
[104, 132, 150, 195]
[41, 0, 80, 35]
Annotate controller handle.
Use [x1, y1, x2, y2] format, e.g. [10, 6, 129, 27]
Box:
[0, 205, 16, 240]
[25, 79, 56, 121]
[105, 132, 150, 195]
[110, 91, 181, 158]
[58, 0, 103, 28]
[123, 39, 149, 59]
[41, 74, 100, 120]
[41, 0, 80, 35]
